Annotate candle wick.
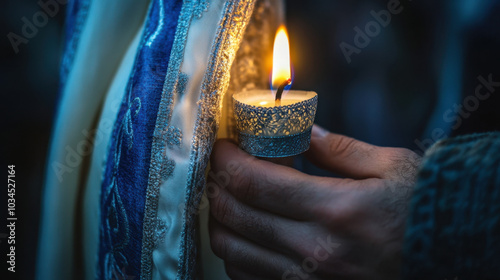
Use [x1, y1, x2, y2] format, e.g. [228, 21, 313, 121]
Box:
[275, 78, 292, 106]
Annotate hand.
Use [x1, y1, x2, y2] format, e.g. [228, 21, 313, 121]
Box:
[208, 125, 421, 280]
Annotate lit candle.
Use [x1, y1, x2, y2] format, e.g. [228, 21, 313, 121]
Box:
[233, 26, 318, 158]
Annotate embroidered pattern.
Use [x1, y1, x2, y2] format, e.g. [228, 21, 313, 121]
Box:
[140, 1, 194, 278]
[103, 186, 130, 280]
[98, 1, 184, 279]
[124, 97, 142, 150]
[140, 1, 272, 279]
[60, 0, 92, 88]
[153, 218, 168, 249]
[193, 0, 210, 19]
[176, 72, 190, 98]
[179, 1, 260, 279]
[102, 90, 141, 279]
[146, 0, 165, 47]
[223, 0, 280, 139]
[160, 125, 182, 180]
[163, 125, 183, 148]
[160, 158, 175, 180]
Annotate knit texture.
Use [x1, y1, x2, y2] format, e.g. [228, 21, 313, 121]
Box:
[403, 133, 500, 280]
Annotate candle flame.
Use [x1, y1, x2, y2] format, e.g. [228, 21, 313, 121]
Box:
[272, 26, 291, 89]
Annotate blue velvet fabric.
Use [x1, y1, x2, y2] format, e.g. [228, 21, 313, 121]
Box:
[97, 0, 182, 279]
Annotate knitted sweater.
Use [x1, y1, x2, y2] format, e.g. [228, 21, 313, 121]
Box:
[403, 133, 500, 279]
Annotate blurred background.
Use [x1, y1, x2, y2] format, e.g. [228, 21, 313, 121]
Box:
[287, 0, 500, 175]
[1, 0, 500, 279]
[2, 1, 64, 279]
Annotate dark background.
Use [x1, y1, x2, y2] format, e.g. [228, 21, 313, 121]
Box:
[1, 0, 500, 279]
[2, 1, 64, 280]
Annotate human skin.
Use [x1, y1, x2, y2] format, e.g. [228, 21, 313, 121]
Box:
[208, 125, 422, 279]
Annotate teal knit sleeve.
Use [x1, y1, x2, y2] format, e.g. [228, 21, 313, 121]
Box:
[403, 133, 500, 280]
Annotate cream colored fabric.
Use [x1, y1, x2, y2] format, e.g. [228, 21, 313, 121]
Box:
[202, 1, 284, 279]
[37, 1, 149, 279]
[38, 1, 283, 279]
[82, 19, 147, 279]
[151, 1, 228, 279]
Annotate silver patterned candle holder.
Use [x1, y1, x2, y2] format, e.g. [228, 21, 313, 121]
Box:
[233, 90, 318, 158]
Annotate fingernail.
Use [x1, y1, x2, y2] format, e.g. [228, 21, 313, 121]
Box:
[312, 125, 328, 138]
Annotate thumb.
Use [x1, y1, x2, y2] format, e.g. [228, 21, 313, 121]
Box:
[306, 125, 412, 179]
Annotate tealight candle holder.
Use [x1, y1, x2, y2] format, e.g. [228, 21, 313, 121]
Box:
[233, 25, 318, 158]
[233, 90, 318, 158]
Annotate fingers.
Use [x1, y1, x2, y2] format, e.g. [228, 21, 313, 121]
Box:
[209, 217, 297, 280]
[306, 125, 420, 180]
[306, 125, 383, 179]
[209, 139, 343, 220]
[209, 183, 314, 257]
[210, 215, 368, 280]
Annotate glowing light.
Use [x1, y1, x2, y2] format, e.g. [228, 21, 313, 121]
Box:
[259, 101, 269, 106]
[272, 26, 292, 89]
